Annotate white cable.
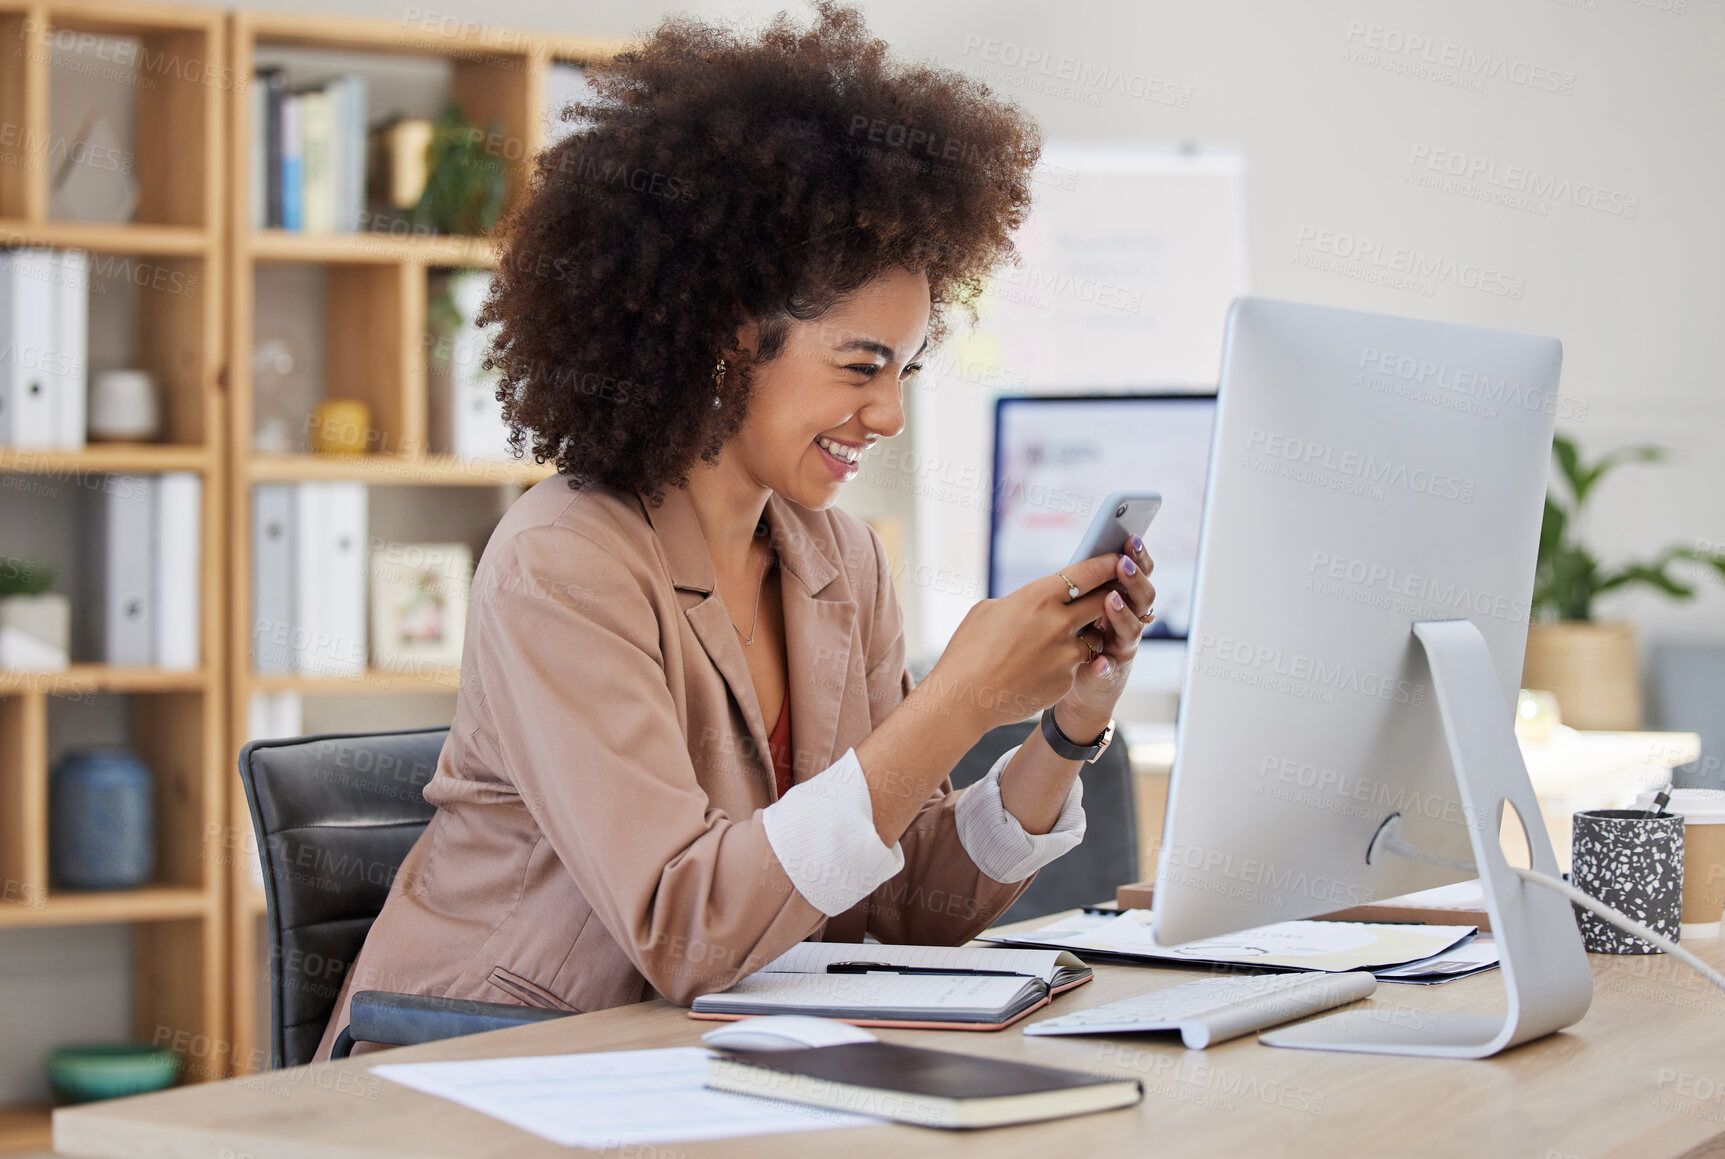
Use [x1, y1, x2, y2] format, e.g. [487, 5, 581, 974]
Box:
[1379, 833, 1478, 875]
[1381, 828, 1725, 995]
[1512, 866, 1725, 995]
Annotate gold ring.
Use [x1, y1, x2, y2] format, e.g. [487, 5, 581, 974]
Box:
[1082, 634, 1099, 660]
[1056, 571, 1080, 601]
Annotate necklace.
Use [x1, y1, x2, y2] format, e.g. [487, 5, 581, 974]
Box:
[730, 521, 775, 646]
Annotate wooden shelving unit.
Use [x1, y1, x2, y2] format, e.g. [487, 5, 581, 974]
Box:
[221, 11, 621, 1077]
[0, 3, 625, 1128]
[0, 0, 228, 1146]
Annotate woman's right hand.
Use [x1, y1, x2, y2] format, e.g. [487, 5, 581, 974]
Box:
[917, 554, 1124, 736]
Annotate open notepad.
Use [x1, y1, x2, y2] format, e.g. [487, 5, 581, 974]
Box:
[689, 942, 1093, 1031]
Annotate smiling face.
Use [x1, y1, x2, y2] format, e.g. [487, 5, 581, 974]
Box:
[722, 265, 931, 511]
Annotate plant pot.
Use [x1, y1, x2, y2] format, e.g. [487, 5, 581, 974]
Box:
[0, 592, 71, 671]
[1523, 620, 1641, 731]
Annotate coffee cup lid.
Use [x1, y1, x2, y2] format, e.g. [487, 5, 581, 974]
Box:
[1634, 787, 1725, 821]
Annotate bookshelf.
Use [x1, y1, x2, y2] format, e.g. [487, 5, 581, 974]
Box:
[222, 10, 622, 1077]
[0, 0, 625, 1137]
[0, 0, 228, 1146]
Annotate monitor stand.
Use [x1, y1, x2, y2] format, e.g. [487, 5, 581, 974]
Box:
[1260, 618, 1594, 1058]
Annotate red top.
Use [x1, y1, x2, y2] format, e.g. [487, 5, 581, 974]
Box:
[767, 696, 793, 798]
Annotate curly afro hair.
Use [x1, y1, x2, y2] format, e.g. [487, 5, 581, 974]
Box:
[480, 0, 1043, 506]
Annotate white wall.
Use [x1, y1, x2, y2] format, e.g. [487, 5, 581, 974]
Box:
[232, 0, 1721, 666]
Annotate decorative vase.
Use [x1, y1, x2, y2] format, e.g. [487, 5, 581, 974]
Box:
[49, 747, 155, 889]
[1522, 621, 1641, 731]
[310, 398, 372, 455]
[88, 370, 161, 442]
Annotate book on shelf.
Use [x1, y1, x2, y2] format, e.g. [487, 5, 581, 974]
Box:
[83, 472, 201, 667]
[50, 250, 89, 450]
[279, 89, 302, 230]
[0, 248, 87, 450]
[254, 481, 369, 676]
[257, 70, 370, 234]
[688, 941, 1092, 1031]
[294, 481, 368, 675]
[0, 248, 55, 448]
[258, 67, 286, 228]
[86, 474, 156, 665]
[330, 74, 369, 233]
[252, 484, 296, 672]
[153, 472, 202, 671]
[706, 1042, 1142, 1129]
[297, 88, 333, 234]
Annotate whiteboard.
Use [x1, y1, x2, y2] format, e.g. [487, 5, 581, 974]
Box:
[910, 143, 1247, 660]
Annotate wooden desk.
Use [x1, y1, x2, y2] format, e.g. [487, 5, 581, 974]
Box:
[55, 922, 1725, 1159]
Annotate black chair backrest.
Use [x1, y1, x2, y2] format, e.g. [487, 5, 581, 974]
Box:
[948, 720, 1138, 923]
[237, 726, 448, 1069]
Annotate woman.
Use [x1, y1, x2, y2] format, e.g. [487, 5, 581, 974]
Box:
[314, 1, 1154, 1060]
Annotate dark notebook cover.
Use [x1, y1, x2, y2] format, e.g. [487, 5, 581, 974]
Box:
[716, 1041, 1135, 1101]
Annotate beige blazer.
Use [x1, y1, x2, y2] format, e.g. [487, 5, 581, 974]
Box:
[314, 475, 1034, 1060]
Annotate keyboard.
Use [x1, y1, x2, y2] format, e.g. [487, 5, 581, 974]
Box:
[1023, 970, 1379, 1049]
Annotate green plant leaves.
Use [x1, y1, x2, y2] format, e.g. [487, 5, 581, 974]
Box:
[0, 559, 55, 598]
[410, 104, 509, 237]
[1534, 434, 1707, 622]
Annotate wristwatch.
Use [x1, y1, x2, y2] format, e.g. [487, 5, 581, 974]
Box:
[1039, 706, 1115, 764]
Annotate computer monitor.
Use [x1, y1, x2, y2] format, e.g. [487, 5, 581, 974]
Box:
[989, 393, 1216, 691]
[1152, 297, 1592, 1058]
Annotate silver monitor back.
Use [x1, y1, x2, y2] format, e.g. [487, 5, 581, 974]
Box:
[1153, 296, 1563, 946]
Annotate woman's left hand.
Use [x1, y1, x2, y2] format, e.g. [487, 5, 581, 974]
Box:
[1056, 535, 1156, 739]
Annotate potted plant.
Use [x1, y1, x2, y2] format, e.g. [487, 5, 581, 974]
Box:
[410, 104, 508, 238]
[1526, 434, 1725, 730]
[0, 559, 70, 671]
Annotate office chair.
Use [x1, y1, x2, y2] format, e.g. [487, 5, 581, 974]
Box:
[239, 720, 1136, 1066]
[237, 726, 569, 1068]
[947, 719, 1138, 922]
[1649, 642, 1725, 790]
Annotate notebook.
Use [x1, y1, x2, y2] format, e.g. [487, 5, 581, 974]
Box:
[688, 942, 1093, 1031]
[706, 1041, 1142, 1129]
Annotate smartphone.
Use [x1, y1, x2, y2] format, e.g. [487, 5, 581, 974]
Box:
[1066, 490, 1162, 567]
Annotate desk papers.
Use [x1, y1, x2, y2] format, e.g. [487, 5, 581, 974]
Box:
[371, 1047, 878, 1148]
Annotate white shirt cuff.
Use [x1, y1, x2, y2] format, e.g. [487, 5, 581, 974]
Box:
[953, 744, 1087, 883]
[762, 747, 905, 917]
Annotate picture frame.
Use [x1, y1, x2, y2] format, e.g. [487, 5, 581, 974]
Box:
[369, 541, 472, 672]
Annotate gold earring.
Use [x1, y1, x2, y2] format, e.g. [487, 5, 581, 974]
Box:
[712, 357, 726, 409]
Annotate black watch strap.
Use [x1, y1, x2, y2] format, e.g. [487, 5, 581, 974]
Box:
[1039, 707, 1114, 763]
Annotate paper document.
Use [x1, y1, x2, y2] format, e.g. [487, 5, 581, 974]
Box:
[371, 1047, 878, 1148]
[1381, 879, 1486, 909]
[984, 914, 1477, 973]
[1375, 937, 1500, 984]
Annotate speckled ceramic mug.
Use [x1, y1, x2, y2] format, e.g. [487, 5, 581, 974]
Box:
[1570, 809, 1685, 954]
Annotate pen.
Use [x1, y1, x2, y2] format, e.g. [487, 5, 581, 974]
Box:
[825, 962, 1029, 978]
